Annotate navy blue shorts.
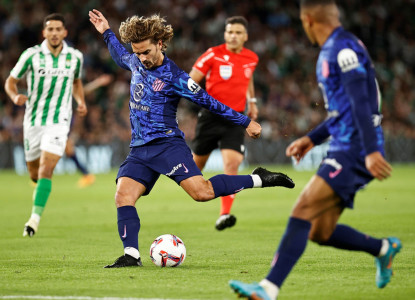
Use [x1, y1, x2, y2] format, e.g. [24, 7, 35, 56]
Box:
[117, 137, 203, 195]
[317, 151, 374, 208]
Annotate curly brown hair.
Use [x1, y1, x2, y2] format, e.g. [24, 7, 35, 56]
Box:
[119, 15, 174, 51]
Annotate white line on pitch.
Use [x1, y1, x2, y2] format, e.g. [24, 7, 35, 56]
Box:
[0, 296, 201, 300]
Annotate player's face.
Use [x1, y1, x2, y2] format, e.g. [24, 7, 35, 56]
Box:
[224, 23, 247, 53]
[42, 20, 67, 49]
[131, 39, 164, 69]
[300, 9, 317, 45]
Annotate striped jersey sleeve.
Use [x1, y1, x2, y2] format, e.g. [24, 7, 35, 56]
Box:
[10, 46, 39, 79]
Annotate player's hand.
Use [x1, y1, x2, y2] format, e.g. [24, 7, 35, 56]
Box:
[247, 103, 258, 121]
[77, 103, 88, 117]
[286, 136, 314, 163]
[13, 94, 28, 106]
[365, 151, 392, 181]
[246, 120, 261, 139]
[89, 9, 110, 34]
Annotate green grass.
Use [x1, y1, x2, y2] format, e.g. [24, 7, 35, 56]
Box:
[0, 164, 414, 300]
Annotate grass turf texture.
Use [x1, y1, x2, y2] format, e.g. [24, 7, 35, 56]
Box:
[0, 165, 414, 300]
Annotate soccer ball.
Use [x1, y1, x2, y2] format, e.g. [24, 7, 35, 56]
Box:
[149, 234, 186, 267]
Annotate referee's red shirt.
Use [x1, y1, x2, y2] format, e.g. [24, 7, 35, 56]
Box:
[192, 44, 258, 112]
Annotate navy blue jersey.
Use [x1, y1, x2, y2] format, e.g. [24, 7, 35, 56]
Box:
[309, 27, 384, 156]
[103, 30, 250, 147]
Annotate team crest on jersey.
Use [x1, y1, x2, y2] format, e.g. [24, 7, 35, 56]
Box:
[219, 65, 232, 80]
[223, 55, 230, 61]
[152, 78, 166, 91]
[133, 83, 144, 102]
[65, 58, 71, 68]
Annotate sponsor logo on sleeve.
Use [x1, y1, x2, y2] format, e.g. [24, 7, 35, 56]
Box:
[244, 68, 252, 78]
[187, 78, 201, 94]
[196, 51, 215, 68]
[337, 48, 360, 73]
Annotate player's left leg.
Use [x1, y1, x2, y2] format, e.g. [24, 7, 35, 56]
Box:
[215, 149, 244, 230]
[313, 152, 402, 288]
[24, 151, 61, 237]
[181, 167, 294, 203]
[314, 219, 402, 288]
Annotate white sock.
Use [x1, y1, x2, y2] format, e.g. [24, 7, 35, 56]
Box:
[124, 247, 140, 259]
[259, 279, 279, 300]
[30, 213, 41, 223]
[378, 239, 389, 257]
[251, 174, 262, 188]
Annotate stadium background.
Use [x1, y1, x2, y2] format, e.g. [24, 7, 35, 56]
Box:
[0, 0, 414, 172]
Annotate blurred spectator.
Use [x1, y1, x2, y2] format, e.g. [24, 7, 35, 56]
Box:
[0, 0, 414, 148]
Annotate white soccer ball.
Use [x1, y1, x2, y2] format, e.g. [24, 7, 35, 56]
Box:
[149, 234, 186, 267]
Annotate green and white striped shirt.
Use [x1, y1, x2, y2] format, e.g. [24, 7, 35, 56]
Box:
[10, 40, 83, 127]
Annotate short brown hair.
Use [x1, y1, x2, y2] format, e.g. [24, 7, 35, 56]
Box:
[43, 13, 65, 28]
[119, 15, 174, 51]
[301, 0, 336, 8]
[225, 16, 248, 31]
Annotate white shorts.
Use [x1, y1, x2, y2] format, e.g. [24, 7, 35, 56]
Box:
[23, 124, 70, 162]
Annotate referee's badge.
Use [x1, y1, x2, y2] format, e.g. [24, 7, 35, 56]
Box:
[219, 65, 232, 80]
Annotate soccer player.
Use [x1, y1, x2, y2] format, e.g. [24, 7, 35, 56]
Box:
[229, 1, 401, 299]
[189, 16, 259, 231]
[4, 13, 87, 237]
[88, 9, 295, 268]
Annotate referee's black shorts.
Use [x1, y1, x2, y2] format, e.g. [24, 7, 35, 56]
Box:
[192, 109, 246, 156]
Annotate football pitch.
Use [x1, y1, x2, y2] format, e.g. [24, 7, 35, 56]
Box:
[0, 165, 414, 300]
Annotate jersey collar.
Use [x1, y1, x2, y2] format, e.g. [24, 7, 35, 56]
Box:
[41, 40, 69, 55]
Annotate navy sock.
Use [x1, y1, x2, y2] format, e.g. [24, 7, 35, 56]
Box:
[117, 206, 140, 250]
[209, 174, 253, 198]
[266, 217, 311, 288]
[319, 224, 382, 256]
[69, 154, 89, 175]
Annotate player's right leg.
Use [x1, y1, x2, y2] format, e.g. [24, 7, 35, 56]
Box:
[104, 177, 146, 268]
[104, 148, 159, 268]
[215, 149, 243, 230]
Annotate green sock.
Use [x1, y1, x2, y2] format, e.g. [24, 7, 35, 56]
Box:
[32, 178, 52, 216]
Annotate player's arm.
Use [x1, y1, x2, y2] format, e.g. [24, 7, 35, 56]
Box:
[173, 73, 261, 139]
[4, 75, 28, 106]
[338, 49, 391, 180]
[72, 78, 87, 117]
[189, 68, 205, 84]
[286, 117, 330, 163]
[344, 79, 391, 180]
[246, 75, 258, 120]
[89, 9, 131, 70]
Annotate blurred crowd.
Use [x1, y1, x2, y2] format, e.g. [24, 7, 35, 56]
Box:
[1, 0, 414, 147]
